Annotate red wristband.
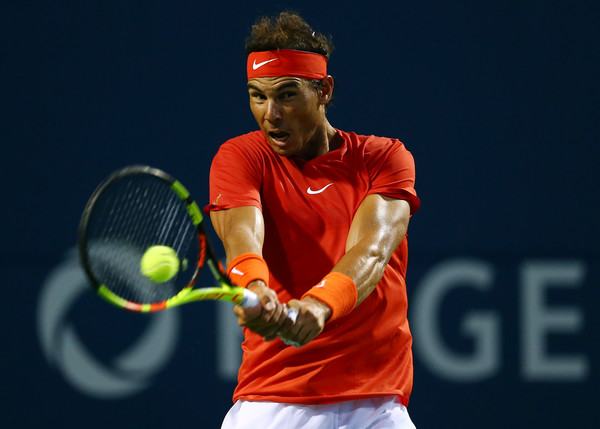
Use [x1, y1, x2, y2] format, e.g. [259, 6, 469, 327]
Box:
[301, 272, 357, 322]
[226, 253, 269, 288]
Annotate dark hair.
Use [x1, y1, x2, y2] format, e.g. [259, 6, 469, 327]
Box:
[245, 12, 335, 108]
[245, 11, 334, 58]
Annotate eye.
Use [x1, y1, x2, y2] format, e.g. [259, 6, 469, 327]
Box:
[279, 91, 296, 99]
[250, 92, 267, 101]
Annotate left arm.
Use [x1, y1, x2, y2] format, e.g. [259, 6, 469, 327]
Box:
[281, 194, 411, 346]
[334, 194, 411, 305]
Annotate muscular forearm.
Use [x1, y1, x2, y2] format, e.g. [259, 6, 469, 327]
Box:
[331, 239, 400, 305]
[211, 205, 292, 339]
[210, 206, 265, 266]
[326, 195, 410, 306]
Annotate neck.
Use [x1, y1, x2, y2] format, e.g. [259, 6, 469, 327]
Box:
[300, 121, 338, 160]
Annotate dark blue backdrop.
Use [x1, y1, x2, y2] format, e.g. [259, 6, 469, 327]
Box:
[3, 1, 598, 428]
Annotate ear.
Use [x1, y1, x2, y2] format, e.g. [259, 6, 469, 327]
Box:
[319, 75, 334, 105]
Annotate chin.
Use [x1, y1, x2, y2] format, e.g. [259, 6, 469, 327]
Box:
[267, 139, 297, 157]
[270, 145, 294, 157]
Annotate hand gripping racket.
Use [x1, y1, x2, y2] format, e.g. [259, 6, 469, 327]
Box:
[78, 165, 298, 342]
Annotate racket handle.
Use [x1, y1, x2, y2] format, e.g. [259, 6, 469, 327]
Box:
[241, 289, 298, 322]
[286, 306, 298, 323]
[240, 289, 301, 347]
[240, 288, 261, 308]
[279, 306, 301, 347]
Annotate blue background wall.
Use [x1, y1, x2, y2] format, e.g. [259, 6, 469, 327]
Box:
[3, 1, 598, 427]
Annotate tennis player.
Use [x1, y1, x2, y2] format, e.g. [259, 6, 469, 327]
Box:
[206, 11, 420, 429]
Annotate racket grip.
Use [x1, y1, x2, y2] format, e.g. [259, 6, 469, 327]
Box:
[241, 290, 298, 322]
[286, 306, 298, 323]
[240, 289, 301, 347]
[279, 306, 301, 347]
[240, 288, 261, 308]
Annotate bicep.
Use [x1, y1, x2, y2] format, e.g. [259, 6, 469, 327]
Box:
[210, 206, 265, 266]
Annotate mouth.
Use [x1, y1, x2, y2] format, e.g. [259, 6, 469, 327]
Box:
[267, 130, 291, 146]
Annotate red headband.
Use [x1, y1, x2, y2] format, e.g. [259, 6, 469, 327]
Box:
[247, 49, 328, 80]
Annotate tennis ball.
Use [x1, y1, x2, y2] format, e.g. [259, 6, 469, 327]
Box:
[140, 245, 180, 283]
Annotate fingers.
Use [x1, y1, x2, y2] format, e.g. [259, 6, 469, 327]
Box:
[278, 297, 330, 348]
[233, 285, 331, 348]
[234, 281, 288, 340]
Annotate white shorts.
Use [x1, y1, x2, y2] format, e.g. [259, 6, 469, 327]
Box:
[221, 396, 417, 429]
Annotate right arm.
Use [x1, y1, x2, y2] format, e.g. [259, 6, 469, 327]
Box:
[210, 206, 289, 340]
[211, 205, 264, 266]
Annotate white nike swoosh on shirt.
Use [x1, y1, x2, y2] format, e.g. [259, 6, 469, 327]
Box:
[231, 267, 244, 276]
[307, 183, 334, 195]
[252, 58, 279, 70]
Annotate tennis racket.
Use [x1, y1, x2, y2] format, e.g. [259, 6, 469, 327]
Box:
[78, 165, 298, 333]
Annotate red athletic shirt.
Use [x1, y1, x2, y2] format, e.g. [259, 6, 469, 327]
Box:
[206, 129, 420, 406]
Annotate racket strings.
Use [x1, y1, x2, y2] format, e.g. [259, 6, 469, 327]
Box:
[85, 174, 198, 304]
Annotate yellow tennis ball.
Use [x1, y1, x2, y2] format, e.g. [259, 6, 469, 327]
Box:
[140, 245, 180, 283]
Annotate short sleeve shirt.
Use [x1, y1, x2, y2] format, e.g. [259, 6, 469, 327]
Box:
[206, 129, 419, 406]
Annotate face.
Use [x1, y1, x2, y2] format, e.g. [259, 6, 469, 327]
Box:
[247, 76, 331, 159]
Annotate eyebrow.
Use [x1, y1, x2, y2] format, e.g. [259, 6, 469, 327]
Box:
[247, 82, 301, 92]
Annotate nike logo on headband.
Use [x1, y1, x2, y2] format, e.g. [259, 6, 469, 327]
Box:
[252, 58, 279, 70]
[307, 183, 334, 195]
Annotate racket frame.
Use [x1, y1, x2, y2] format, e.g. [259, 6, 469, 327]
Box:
[78, 165, 258, 312]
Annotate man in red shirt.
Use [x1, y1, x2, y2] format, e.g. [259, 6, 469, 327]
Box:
[206, 12, 420, 429]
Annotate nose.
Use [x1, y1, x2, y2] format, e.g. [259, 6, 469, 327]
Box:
[264, 99, 282, 123]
